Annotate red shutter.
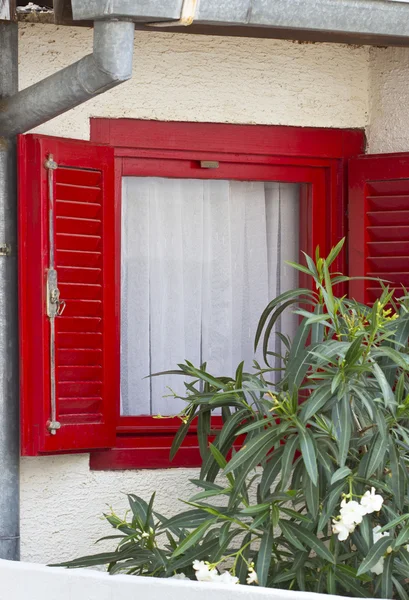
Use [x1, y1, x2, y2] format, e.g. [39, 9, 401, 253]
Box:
[19, 134, 117, 455]
[349, 153, 409, 304]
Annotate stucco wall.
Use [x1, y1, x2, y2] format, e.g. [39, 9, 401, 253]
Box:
[19, 23, 370, 564]
[367, 46, 409, 153]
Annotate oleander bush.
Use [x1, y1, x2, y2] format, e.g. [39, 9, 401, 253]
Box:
[55, 239, 409, 598]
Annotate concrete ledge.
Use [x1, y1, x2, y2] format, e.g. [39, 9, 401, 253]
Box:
[0, 559, 359, 600]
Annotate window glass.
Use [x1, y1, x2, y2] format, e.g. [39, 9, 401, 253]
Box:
[121, 177, 299, 416]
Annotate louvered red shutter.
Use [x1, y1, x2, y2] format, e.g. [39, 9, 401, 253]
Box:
[19, 134, 117, 455]
[349, 153, 409, 304]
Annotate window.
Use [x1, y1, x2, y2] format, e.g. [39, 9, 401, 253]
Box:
[18, 120, 364, 465]
[121, 178, 300, 416]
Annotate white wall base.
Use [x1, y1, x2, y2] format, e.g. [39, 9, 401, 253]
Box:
[0, 559, 356, 600]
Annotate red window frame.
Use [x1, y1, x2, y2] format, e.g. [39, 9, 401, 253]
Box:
[89, 119, 364, 469]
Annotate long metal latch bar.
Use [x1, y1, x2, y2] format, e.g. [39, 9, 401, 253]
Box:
[45, 154, 65, 435]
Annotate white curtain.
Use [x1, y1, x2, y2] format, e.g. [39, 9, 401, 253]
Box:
[121, 178, 299, 416]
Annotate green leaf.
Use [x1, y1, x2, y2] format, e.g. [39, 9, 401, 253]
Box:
[236, 533, 251, 585]
[197, 410, 211, 461]
[279, 434, 299, 489]
[344, 334, 364, 366]
[357, 537, 392, 575]
[279, 520, 306, 552]
[326, 238, 345, 268]
[396, 523, 409, 547]
[280, 520, 335, 563]
[365, 433, 388, 478]
[335, 574, 371, 598]
[372, 362, 396, 412]
[318, 480, 347, 532]
[389, 436, 404, 511]
[259, 446, 284, 499]
[298, 426, 318, 486]
[172, 520, 215, 558]
[338, 396, 352, 467]
[381, 554, 393, 599]
[377, 514, 409, 534]
[224, 426, 285, 475]
[170, 411, 197, 461]
[392, 576, 409, 600]
[256, 524, 274, 587]
[305, 476, 319, 520]
[300, 386, 333, 423]
[254, 288, 315, 352]
[331, 466, 352, 485]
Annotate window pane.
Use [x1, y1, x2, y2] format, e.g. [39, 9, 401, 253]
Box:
[121, 178, 299, 416]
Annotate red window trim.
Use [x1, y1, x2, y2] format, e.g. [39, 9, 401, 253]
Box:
[89, 119, 365, 469]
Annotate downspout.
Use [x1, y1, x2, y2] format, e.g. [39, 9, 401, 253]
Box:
[0, 19, 135, 137]
[0, 17, 135, 561]
[0, 21, 19, 562]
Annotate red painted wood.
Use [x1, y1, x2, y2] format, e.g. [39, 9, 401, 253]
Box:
[19, 134, 117, 455]
[90, 119, 364, 159]
[349, 153, 409, 304]
[89, 119, 362, 469]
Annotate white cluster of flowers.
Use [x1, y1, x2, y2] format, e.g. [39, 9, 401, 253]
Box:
[192, 560, 258, 585]
[332, 488, 383, 542]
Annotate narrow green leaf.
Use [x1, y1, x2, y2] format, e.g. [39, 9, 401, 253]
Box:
[280, 434, 299, 489]
[357, 537, 391, 575]
[256, 524, 274, 587]
[392, 576, 409, 600]
[331, 466, 352, 485]
[396, 523, 409, 547]
[305, 476, 319, 520]
[381, 554, 393, 599]
[280, 520, 306, 552]
[280, 520, 335, 563]
[172, 520, 214, 558]
[377, 514, 409, 533]
[365, 433, 388, 478]
[298, 426, 318, 486]
[259, 446, 284, 499]
[317, 480, 347, 532]
[338, 395, 351, 467]
[300, 386, 333, 423]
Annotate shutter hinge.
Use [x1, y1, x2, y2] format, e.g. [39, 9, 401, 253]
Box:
[0, 244, 11, 256]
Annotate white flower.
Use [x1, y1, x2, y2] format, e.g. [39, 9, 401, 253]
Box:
[332, 518, 355, 541]
[218, 572, 239, 585]
[193, 560, 219, 582]
[246, 568, 258, 585]
[373, 525, 389, 544]
[360, 488, 383, 515]
[370, 557, 385, 575]
[171, 573, 190, 580]
[340, 500, 367, 526]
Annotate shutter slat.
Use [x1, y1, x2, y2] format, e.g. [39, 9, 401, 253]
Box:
[349, 155, 409, 305]
[19, 134, 116, 455]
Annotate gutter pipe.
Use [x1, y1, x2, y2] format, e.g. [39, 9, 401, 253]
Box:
[0, 16, 135, 561]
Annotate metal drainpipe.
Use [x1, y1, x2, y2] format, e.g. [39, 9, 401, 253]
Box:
[0, 17, 135, 561]
[0, 19, 135, 137]
[0, 20, 20, 561]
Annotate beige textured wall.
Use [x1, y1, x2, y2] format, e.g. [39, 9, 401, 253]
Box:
[367, 46, 409, 153]
[18, 23, 370, 564]
[19, 24, 369, 139]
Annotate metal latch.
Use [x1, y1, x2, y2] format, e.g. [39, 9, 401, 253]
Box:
[46, 268, 66, 318]
[200, 160, 219, 169]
